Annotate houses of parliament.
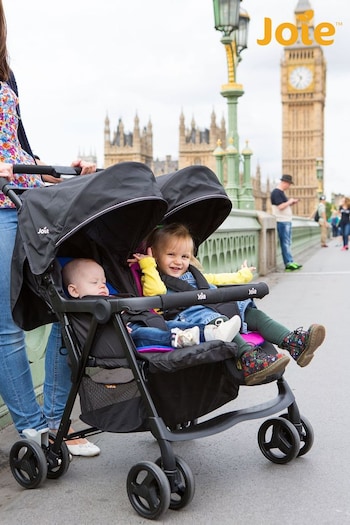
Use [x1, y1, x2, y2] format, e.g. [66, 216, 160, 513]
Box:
[98, 0, 328, 218]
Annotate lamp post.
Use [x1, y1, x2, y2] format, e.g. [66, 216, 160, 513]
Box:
[212, 0, 254, 210]
[316, 157, 324, 197]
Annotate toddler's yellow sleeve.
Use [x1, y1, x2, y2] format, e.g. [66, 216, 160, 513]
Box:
[203, 267, 253, 285]
[138, 257, 167, 296]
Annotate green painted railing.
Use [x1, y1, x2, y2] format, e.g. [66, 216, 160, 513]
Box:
[0, 211, 321, 431]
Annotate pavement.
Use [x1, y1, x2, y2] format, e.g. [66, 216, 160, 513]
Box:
[0, 236, 350, 524]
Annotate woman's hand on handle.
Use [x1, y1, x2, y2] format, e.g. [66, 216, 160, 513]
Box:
[71, 159, 97, 175]
[0, 162, 14, 181]
[37, 158, 97, 184]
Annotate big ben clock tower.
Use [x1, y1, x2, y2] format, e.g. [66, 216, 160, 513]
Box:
[281, 0, 326, 217]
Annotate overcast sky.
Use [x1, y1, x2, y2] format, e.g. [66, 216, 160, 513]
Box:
[4, 0, 349, 196]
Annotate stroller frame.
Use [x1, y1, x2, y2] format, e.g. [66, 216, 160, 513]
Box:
[2, 163, 314, 520]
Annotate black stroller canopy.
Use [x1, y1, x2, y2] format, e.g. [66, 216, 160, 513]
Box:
[16, 162, 168, 276]
[11, 162, 168, 330]
[156, 165, 232, 249]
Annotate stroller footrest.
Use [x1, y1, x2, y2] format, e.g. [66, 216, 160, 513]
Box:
[140, 340, 239, 373]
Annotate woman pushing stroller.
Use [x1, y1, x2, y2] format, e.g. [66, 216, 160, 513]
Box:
[129, 223, 326, 386]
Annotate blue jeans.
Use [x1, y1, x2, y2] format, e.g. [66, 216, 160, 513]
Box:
[0, 210, 70, 434]
[43, 322, 71, 430]
[276, 221, 293, 265]
[341, 222, 350, 247]
[129, 320, 206, 347]
[171, 305, 221, 326]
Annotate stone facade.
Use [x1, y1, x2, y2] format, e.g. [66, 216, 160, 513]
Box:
[103, 110, 269, 209]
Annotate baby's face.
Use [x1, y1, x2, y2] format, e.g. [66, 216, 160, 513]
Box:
[76, 262, 109, 298]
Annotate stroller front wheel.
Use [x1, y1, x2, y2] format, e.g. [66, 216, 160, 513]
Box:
[10, 439, 48, 489]
[156, 455, 195, 510]
[279, 413, 314, 457]
[127, 461, 171, 520]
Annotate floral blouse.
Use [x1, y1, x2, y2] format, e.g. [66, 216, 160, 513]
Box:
[0, 81, 43, 208]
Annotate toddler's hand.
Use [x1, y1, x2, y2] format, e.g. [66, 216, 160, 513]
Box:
[241, 259, 256, 273]
[127, 252, 150, 266]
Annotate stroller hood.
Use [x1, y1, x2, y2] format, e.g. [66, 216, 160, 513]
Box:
[156, 165, 232, 248]
[11, 162, 168, 329]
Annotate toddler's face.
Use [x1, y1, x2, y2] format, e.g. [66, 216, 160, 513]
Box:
[155, 237, 193, 277]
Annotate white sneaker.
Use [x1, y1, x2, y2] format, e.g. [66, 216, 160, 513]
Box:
[171, 326, 200, 348]
[204, 315, 241, 342]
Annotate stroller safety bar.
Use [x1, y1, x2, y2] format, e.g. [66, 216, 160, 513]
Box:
[49, 282, 269, 321]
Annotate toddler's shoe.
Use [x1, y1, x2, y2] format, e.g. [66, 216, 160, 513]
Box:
[171, 326, 200, 348]
[238, 347, 290, 386]
[280, 324, 325, 367]
[204, 315, 241, 342]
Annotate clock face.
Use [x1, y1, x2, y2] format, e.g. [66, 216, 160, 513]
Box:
[289, 66, 313, 90]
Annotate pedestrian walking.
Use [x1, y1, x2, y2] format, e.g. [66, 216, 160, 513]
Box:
[270, 174, 302, 271]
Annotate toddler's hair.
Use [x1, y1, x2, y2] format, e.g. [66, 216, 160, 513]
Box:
[146, 223, 194, 256]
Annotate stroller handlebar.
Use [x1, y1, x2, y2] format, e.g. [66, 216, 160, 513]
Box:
[0, 165, 104, 210]
[12, 164, 82, 176]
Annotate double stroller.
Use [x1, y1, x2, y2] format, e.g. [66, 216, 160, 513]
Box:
[3, 162, 314, 520]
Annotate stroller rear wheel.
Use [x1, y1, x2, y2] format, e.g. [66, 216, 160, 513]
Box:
[257, 417, 300, 464]
[127, 461, 171, 520]
[156, 455, 195, 510]
[10, 439, 48, 489]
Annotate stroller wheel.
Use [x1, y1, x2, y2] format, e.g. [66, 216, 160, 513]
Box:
[46, 432, 71, 479]
[156, 455, 195, 510]
[257, 417, 300, 464]
[280, 413, 314, 457]
[127, 461, 171, 520]
[10, 439, 48, 489]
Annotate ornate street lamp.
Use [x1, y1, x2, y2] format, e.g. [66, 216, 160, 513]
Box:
[212, 0, 254, 209]
[213, 0, 241, 37]
[316, 157, 324, 197]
